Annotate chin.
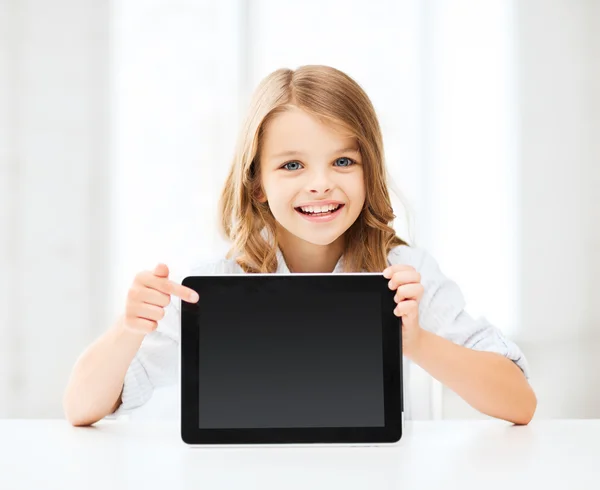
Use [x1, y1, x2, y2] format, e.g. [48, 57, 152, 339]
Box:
[286, 221, 350, 247]
[296, 232, 343, 247]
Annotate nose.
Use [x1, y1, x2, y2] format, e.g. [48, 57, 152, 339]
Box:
[308, 168, 333, 195]
[310, 185, 331, 194]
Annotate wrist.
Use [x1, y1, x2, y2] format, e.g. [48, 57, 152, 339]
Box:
[403, 326, 428, 361]
[112, 314, 147, 346]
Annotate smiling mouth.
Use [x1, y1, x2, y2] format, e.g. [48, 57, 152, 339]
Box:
[295, 204, 344, 216]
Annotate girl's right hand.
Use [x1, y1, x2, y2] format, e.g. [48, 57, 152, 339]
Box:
[123, 263, 199, 335]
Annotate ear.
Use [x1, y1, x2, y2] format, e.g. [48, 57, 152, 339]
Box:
[254, 187, 267, 203]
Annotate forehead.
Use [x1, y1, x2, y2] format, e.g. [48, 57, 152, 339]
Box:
[261, 107, 357, 156]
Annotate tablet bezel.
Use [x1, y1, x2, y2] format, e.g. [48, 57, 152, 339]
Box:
[180, 273, 402, 445]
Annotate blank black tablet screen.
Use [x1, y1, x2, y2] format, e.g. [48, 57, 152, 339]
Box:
[196, 288, 384, 429]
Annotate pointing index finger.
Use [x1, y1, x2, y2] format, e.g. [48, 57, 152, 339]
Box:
[163, 279, 199, 303]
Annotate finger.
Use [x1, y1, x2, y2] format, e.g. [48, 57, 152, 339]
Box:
[393, 299, 418, 317]
[142, 287, 171, 307]
[383, 264, 415, 279]
[165, 281, 199, 303]
[154, 263, 169, 278]
[158, 279, 198, 303]
[388, 270, 422, 290]
[128, 285, 171, 307]
[394, 283, 424, 303]
[132, 303, 165, 322]
[139, 272, 199, 303]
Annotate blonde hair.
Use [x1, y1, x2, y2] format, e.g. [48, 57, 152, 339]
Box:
[219, 65, 409, 273]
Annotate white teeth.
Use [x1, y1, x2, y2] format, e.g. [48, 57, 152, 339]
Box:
[299, 204, 341, 214]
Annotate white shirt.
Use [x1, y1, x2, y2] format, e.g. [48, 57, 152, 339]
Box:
[112, 245, 530, 420]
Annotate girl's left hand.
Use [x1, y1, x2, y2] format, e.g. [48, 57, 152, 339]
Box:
[383, 264, 425, 357]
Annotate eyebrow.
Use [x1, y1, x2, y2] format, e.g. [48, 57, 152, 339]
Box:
[270, 147, 360, 160]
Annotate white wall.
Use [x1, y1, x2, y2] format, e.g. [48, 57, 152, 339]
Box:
[442, 0, 600, 419]
[515, 0, 600, 419]
[518, 0, 599, 345]
[0, 0, 12, 417]
[0, 0, 111, 417]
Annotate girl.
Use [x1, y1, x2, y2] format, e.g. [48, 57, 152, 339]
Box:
[63, 65, 536, 427]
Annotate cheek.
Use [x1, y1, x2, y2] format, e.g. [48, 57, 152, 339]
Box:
[260, 175, 276, 199]
[347, 173, 366, 207]
[262, 177, 293, 211]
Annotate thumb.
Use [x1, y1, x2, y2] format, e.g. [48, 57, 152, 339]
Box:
[154, 263, 169, 278]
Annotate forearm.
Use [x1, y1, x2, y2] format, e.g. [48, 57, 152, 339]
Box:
[408, 329, 537, 425]
[62, 315, 145, 427]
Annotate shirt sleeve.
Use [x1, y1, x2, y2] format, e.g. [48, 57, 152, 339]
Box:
[389, 246, 531, 379]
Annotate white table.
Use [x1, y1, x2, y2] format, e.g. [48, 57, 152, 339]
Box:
[1, 419, 597, 489]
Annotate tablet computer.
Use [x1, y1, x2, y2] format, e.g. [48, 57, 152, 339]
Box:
[180, 273, 403, 446]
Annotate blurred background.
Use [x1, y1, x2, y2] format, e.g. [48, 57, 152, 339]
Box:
[0, 0, 598, 420]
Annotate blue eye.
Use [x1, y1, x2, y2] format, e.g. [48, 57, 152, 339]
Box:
[282, 161, 303, 171]
[334, 157, 356, 167]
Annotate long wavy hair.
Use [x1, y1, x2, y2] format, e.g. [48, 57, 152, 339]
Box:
[219, 65, 410, 273]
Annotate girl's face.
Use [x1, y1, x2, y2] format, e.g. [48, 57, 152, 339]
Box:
[259, 106, 366, 247]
